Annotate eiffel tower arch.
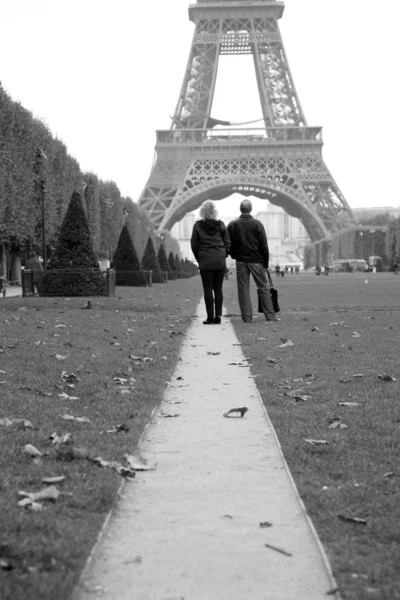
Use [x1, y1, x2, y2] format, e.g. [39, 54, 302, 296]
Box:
[138, 0, 355, 242]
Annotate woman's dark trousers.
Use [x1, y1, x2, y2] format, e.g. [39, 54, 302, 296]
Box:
[200, 269, 226, 319]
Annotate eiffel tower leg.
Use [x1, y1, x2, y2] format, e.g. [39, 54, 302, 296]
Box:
[171, 22, 221, 129]
[252, 21, 307, 127]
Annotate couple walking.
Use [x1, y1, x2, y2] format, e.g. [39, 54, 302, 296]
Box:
[191, 199, 280, 325]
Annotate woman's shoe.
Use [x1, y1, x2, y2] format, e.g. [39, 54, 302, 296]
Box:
[214, 317, 221, 324]
[203, 318, 214, 325]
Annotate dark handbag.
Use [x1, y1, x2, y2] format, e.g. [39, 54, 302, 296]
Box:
[258, 270, 280, 313]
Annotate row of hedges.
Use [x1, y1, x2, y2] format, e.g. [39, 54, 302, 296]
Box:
[0, 83, 181, 278]
[304, 226, 388, 270]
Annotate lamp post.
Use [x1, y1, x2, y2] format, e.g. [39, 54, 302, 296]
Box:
[359, 232, 364, 260]
[38, 147, 48, 268]
[104, 198, 113, 263]
[370, 229, 376, 257]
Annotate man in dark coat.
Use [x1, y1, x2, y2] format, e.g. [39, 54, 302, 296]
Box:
[25, 252, 43, 295]
[228, 199, 279, 323]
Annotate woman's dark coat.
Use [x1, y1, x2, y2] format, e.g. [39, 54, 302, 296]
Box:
[191, 219, 230, 270]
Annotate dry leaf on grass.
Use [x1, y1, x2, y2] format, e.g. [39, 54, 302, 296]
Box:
[0, 418, 34, 429]
[338, 402, 360, 407]
[338, 514, 367, 525]
[292, 395, 312, 402]
[259, 521, 273, 528]
[207, 351, 220, 356]
[50, 432, 72, 445]
[305, 439, 329, 446]
[18, 498, 43, 511]
[19, 485, 60, 502]
[278, 340, 294, 348]
[328, 420, 348, 430]
[223, 407, 249, 418]
[23, 444, 42, 457]
[61, 372, 80, 384]
[55, 354, 69, 361]
[60, 414, 91, 423]
[353, 374, 364, 378]
[42, 476, 66, 484]
[266, 357, 279, 364]
[378, 374, 396, 382]
[91, 457, 136, 478]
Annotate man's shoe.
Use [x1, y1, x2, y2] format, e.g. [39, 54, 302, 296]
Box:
[266, 317, 281, 323]
[203, 318, 214, 325]
[214, 317, 221, 324]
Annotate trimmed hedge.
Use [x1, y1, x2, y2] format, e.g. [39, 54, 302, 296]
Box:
[40, 192, 106, 296]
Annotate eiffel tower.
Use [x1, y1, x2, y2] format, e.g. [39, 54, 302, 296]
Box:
[137, 0, 355, 241]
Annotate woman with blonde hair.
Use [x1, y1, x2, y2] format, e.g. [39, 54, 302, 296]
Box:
[191, 200, 230, 324]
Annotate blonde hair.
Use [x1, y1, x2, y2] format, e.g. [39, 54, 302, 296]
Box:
[200, 200, 218, 221]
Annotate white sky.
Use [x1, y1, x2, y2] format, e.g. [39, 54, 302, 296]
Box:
[1, 0, 399, 222]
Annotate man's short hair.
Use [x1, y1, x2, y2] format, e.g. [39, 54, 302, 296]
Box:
[240, 199, 252, 213]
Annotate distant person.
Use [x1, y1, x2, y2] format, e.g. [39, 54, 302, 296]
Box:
[315, 265, 321, 276]
[393, 262, 399, 275]
[25, 251, 43, 295]
[191, 200, 230, 325]
[295, 266, 300, 274]
[290, 266, 294, 275]
[324, 264, 329, 276]
[275, 264, 280, 277]
[227, 199, 279, 323]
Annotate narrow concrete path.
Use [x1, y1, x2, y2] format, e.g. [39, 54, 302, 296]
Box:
[74, 303, 338, 600]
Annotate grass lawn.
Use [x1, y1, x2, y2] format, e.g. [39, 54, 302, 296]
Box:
[225, 271, 400, 600]
[0, 278, 203, 600]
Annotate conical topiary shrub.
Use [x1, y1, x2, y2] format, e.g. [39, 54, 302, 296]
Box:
[142, 237, 160, 271]
[168, 251, 177, 278]
[113, 224, 146, 286]
[157, 244, 169, 272]
[175, 253, 183, 277]
[40, 192, 106, 296]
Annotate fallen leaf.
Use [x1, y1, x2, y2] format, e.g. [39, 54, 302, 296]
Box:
[339, 379, 351, 384]
[23, 444, 42, 457]
[42, 476, 66, 484]
[124, 454, 157, 471]
[19, 485, 60, 502]
[259, 521, 273, 528]
[353, 374, 364, 378]
[329, 420, 348, 430]
[160, 412, 180, 418]
[55, 354, 68, 361]
[311, 326, 320, 332]
[264, 543, 292, 557]
[18, 498, 43, 511]
[207, 351, 220, 356]
[278, 340, 294, 348]
[338, 514, 367, 525]
[50, 432, 72, 445]
[223, 407, 249, 418]
[91, 456, 136, 478]
[383, 472, 395, 478]
[337, 402, 360, 407]
[305, 439, 329, 446]
[378, 374, 396, 382]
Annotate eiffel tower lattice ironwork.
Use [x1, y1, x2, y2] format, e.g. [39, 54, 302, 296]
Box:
[137, 0, 355, 241]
